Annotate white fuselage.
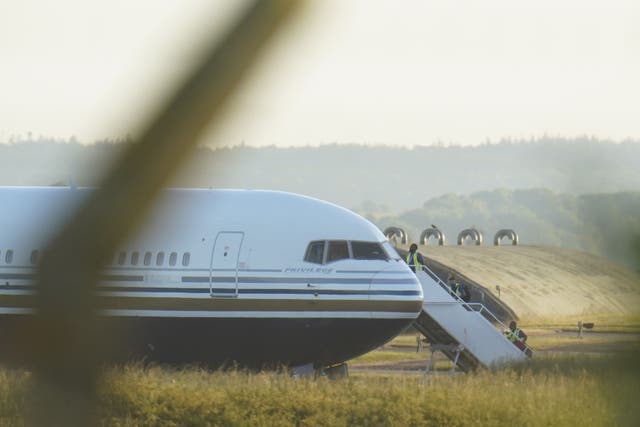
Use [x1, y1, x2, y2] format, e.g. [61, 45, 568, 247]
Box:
[0, 187, 422, 367]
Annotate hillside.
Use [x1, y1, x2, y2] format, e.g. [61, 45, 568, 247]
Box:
[1, 138, 638, 268]
[374, 189, 640, 269]
[413, 245, 640, 322]
[1, 138, 639, 212]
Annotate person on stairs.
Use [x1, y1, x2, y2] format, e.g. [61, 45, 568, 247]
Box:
[448, 275, 471, 302]
[405, 243, 425, 273]
[505, 321, 529, 353]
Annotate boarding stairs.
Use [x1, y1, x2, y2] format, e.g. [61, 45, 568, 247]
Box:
[413, 267, 531, 372]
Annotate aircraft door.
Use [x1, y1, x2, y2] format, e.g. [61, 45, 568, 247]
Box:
[210, 231, 244, 297]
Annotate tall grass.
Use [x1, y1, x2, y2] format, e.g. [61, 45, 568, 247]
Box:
[0, 353, 637, 426]
[0, 369, 29, 426]
[98, 356, 637, 426]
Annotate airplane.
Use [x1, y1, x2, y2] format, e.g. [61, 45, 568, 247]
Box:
[0, 186, 423, 369]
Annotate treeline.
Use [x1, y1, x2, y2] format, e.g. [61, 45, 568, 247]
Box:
[1, 137, 639, 212]
[367, 189, 640, 270]
[1, 137, 639, 268]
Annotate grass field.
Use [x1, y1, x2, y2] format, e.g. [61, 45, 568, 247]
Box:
[0, 352, 636, 426]
[0, 327, 638, 426]
[99, 356, 638, 426]
[421, 245, 640, 321]
[351, 349, 425, 364]
[527, 332, 640, 352]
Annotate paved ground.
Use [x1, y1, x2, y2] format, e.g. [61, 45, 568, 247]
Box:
[350, 329, 640, 375]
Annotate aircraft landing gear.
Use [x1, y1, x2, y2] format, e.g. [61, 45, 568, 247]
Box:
[290, 362, 349, 379]
[322, 363, 349, 379]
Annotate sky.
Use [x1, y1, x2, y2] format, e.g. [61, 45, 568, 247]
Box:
[1, 0, 639, 147]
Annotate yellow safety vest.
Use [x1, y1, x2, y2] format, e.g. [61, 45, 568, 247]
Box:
[453, 283, 462, 297]
[406, 252, 423, 272]
[507, 328, 523, 342]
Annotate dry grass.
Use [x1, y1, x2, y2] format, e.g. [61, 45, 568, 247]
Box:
[0, 352, 637, 426]
[99, 354, 640, 426]
[0, 330, 637, 426]
[522, 314, 640, 330]
[422, 245, 640, 321]
[351, 350, 425, 364]
[528, 333, 640, 352]
[382, 334, 421, 348]
[0, 369, 30, 425]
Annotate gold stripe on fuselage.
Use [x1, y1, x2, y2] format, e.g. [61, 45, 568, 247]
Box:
[0, 294, 422, 313]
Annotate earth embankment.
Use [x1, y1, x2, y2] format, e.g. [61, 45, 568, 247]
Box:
[402, 244, 640, 322]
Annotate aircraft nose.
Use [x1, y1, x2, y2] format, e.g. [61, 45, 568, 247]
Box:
[369, 264, 423, 320]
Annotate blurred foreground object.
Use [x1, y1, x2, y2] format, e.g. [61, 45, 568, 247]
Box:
[15, 1, 304, 425]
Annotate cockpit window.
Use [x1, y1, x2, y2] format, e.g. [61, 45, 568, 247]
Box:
[305, 240, 392, 264]
[352, 241, 388, 260]
[327, 240, 349, 263]
[304, 241, 325, 264]
[382, 241, 401, 260]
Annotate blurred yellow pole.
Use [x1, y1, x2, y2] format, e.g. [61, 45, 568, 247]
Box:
[22, 1, 304, 426]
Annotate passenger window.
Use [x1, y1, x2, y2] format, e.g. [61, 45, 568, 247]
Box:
[182, 252, 191, 267]
[156, 252, 165, 266]
[5, 250, 13, 264]
[144, 252, 152, 266]
[30, 250, 39, 265]
[169, 252, 177, 266]
[304, 241, 325, 264]
[118, 251, 126, 265]
[327, 241, 349, 263]
[131, 252, 139, 266]
[351, 241, 389, 260]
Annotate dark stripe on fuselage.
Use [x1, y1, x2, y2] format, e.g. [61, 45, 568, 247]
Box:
[0, 272, 144, 282]
[182, 276, 416, 285]
[1, 271, 417, 286]
[0, 284, 420, 297]
[334, 270, 408, 274]
[0, 285, 420, 296]
[102, 274, 145, 282]
[223, 288, 421, 296]
[0, 273, 36, 280]
[101, 287, 421, 296]
[0, 284, 35, 290]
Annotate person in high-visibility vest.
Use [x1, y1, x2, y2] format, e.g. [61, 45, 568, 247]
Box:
[448, 275, 460, 297]
[505, 320, 528, 349]
[405, 243, 425, 273]
[448, 275, 470, 302]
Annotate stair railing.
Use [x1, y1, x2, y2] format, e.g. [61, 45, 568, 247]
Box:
[419, 264, 535, 355]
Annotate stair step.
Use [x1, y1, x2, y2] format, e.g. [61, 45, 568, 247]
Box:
[413, 270, 529, 371]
